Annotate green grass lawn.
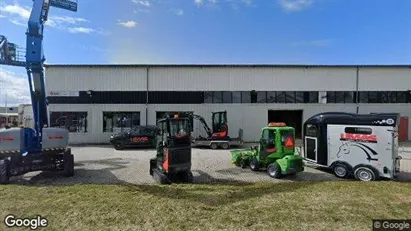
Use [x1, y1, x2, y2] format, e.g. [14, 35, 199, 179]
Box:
[1, 181, 411, 231]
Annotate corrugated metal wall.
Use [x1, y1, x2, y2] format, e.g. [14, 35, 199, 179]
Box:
[45, 66, 148, 91]
[44, 65, 411, 144]
[148, 66, 357, 91]
[46, 66, 359, 92]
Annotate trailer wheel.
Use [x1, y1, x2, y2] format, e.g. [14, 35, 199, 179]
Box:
[210, 143, 218, 150]
[354, 167, 376, 182]
[0, 159, 10, 184]
[267, 162, 282, 179]
[221, 142, 229, 150]
[249, 158, 260, 171]
[333, 163, 350, 178]
[63, 153, 74, 177]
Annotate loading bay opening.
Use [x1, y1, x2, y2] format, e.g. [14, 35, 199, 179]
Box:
[268, 110, 303, 139]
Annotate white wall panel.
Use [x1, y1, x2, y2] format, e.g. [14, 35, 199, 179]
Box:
[45, 66, 147, 91]
[148, 66, 357, 91]
[358, 67, 411, 91]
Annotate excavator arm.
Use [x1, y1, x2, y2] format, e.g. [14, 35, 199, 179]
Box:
[190, 114, 213, 138]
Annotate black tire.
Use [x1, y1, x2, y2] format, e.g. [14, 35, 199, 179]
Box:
[0, 159, 10, 184]
[249, 157, 260, 171]
[332, 163, 350, 178]
[63, 154, 74, 177]
[210, 142, 218, 150]
[240, 159, 247, 169]
[267, 162, 282, 179]
[221, 142, 229, 150]
[354, 166, 376, 182]
[152, 168, 170, 184]
[114, 141, 124, 150]
[184, 172, 194, 183]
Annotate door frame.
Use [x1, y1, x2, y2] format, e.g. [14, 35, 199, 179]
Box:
[267, 109, 304, 138]
[304, 136, 318, 163]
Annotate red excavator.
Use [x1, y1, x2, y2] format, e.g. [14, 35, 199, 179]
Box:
[188, 111, 243, 150]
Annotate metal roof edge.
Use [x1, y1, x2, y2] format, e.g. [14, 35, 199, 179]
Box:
[43, 64, 411, 68]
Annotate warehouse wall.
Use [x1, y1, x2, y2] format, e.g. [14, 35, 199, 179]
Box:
[49, 103, 360, 144]
[45, 65, 358, 91]
[45, 66, 148, 91]
[358, 67, 411, 91]
[148, 66, 357, 91]
[44, 65, 411, 144]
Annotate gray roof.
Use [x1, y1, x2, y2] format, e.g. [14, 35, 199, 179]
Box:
[44, 64, 411, 68]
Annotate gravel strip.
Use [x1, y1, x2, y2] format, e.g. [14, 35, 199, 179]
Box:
[11, 145, 411, 185]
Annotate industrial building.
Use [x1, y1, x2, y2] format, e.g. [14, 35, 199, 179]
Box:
[43, 64, 411, 144]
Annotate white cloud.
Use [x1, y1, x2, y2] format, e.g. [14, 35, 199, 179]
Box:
[67, 27, 94, 34]
[194, 0, 204, 5]
[0, 3, 100, 34]
[0, 68, 30, 106]
[278, 0, 314, 12]
[170, 8, 184, 16]
[132, 0, 151, 7]
[117, 20, 137, 28]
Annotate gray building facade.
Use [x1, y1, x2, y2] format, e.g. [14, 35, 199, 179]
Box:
[44, 64, 411, 144]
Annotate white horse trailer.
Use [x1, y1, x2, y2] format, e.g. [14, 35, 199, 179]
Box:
[302, 112, 402, 181]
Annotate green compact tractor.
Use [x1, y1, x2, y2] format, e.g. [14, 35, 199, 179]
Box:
[231, 122, 304, 178]
[149, 115, 193, 184]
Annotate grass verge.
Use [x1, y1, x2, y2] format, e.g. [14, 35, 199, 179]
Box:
[1, 181, 410, 231]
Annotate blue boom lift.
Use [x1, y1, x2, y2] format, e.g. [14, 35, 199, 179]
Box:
[0, 0, 78, 184]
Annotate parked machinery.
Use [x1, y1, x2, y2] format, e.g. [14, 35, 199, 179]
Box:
[149, 115, 193, 184]
[0, 0, 78, 184]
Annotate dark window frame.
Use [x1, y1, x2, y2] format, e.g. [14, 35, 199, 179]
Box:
[345, 127, 372, 134]
[103, 111, 141, 133]
[50, 111, 88, 133]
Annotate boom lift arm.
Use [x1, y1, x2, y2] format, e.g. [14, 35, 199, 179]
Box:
[25, 0, 78, 152]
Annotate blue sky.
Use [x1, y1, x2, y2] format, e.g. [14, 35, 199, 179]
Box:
[0, 0, 411, 105]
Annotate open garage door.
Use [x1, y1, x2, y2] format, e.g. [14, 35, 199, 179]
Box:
[268, 110, 303, 139]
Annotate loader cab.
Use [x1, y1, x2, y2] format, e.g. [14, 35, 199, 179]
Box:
[259, 122, 295, 161]
[211, 111, 228, 139]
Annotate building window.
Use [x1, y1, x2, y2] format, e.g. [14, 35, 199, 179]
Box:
[267, 92, 276, 103]
[257, 91, 267, 103]
[232, 91, 241, 103]
[285, 92, 295, 103]
[50, 112, 88, 133]
[358, 91, 409, 103]
[276, 92, 286, 103]
[103, 112, 140, 133]
[204, 92, 212, 103]
[222, 91, 232, 103]
[241, 91, 251, 103]
[213, 92, 223, 103]
[327, 91, 356, 103]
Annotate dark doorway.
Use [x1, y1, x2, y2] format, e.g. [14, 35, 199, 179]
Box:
[267, 110, 303, 139]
